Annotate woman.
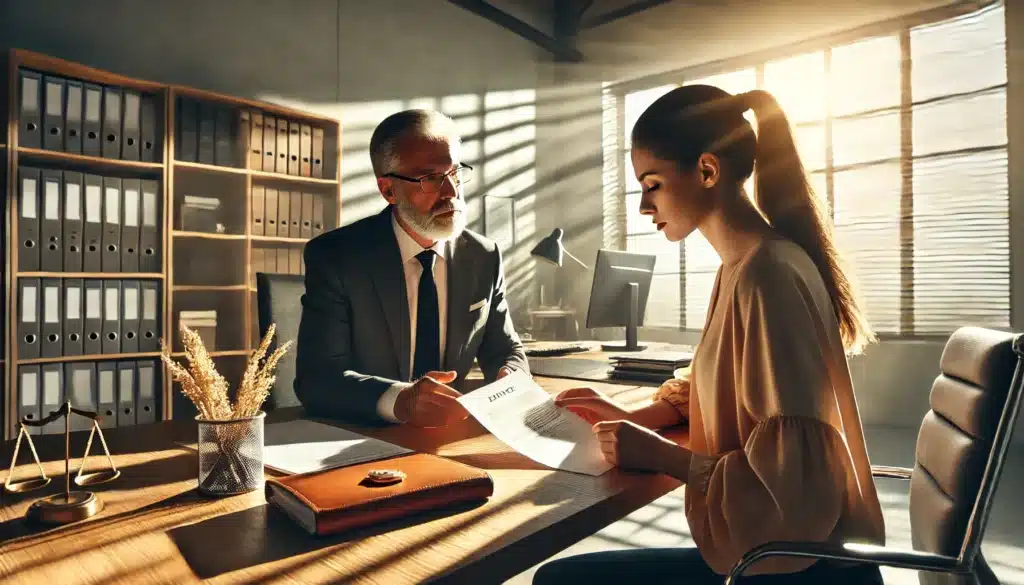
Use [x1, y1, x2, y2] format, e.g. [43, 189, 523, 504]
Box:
[534, 85, 887, 584]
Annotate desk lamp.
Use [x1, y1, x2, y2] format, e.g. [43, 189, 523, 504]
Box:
[531, 228, 588, 308]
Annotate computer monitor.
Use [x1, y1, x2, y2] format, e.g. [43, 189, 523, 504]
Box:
[585, 249, 657, 352]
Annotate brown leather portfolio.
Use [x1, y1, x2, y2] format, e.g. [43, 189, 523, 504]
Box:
[265, 453, 494, 536]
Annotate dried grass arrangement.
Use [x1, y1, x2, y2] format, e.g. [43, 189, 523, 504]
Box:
[159, 323, 292, 421]
[160, 324, 292, 495]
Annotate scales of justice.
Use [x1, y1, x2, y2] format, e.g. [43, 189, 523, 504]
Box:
[3, 401, 120, 524]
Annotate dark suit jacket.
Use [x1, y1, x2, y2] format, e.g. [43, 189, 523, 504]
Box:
[294, 206, 528, 423]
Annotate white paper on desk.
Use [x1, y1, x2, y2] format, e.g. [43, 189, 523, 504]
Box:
[262, 419, 412, 475]
[457, 370, 613, 476]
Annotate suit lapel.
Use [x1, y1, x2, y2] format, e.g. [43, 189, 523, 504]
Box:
[444, 234, 471, 370]
[367, 209, 411, 381]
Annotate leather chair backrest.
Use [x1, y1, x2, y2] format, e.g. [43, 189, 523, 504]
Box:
[910, 327, 1019, 585]
[255, 272, 305, 409]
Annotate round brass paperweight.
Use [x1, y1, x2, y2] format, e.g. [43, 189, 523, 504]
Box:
[27, 490, 103, 524]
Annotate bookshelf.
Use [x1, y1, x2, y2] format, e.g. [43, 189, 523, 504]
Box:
[2, 49, 342, 439]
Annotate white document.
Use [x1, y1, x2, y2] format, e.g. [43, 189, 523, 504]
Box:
[458, 370, 613, 476]
[262, 419, 412, 475]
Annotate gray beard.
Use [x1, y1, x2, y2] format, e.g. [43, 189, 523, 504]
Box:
[394, 196, 467, 242]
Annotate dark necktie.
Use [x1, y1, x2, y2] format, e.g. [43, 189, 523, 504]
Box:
[413, 250, 440, 379]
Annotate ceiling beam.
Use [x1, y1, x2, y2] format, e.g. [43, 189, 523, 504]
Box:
[448, 0, 584, 62]
[581, 0, 675, 30]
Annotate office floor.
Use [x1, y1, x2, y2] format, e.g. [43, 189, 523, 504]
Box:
[506, 426, 1024, 584]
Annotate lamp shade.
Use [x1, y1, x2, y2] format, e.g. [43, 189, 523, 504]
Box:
[531, 228, 565, 267]
[530, 228, 588, 269]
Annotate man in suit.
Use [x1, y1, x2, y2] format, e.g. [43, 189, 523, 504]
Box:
[295, 109, 528, 427]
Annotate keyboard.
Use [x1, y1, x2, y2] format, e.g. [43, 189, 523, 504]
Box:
[524, 342, 592, 357]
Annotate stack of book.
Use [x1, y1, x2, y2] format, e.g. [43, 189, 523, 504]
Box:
[180, 310, 218, 351]
[608, 350, 693, 383]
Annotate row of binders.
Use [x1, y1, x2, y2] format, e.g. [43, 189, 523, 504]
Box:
[17, 359, 160, 435]
[18, 166, 162, 273]
[18, 278, 161, 359]
[18, 69, 161, 162]
[252, 187, 327, 238]
[253, 247, 304, 277]
[176, 96, 246, 169]
[176, 98, 336, 180]
[245, 110, 334, 178]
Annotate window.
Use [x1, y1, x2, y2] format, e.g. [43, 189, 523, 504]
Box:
[605, 3, 1008, 336]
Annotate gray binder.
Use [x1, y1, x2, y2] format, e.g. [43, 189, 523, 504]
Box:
[63, 171, 84, 272]
[18, 167, 41, 272]
[64, 279, 84, 356]
[40, 364, 63, 435]
[102, 177, 121, 272]
[18, 279, 41, 360]
[121, 280, 140, 353]
[97, 361, 117, 429]
[116, 361, 136, 427]
[83, 280, 103, 355]
[83, 174, 103, 272]
[18, 70, 42, 149]
[17, 366, 42, 434]
[42, 76, 66, 152]
[102, 280, 121, 354]
[40, 278, 62, 358]
[136, 360, 157, 424]
[40, 170, 63, 272]
[66, 362, 96, 432]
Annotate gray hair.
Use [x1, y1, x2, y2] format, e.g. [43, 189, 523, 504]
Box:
[369, 109, 461, 177]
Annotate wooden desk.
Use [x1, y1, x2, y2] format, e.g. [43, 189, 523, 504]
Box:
[0, 376, 682, 585]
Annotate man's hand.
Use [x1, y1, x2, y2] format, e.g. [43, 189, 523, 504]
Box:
[553, 387, 633, 425]
[594, 419, 691, 477]
[497, 366, 514, 380]
[394, 371, 468, 428]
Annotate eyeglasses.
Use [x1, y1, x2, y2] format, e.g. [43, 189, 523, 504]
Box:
[384, 164, 473, 193]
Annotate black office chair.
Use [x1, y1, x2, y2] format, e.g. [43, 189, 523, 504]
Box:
[255, 272, 305, 410]
[727, 326, 1024, 585]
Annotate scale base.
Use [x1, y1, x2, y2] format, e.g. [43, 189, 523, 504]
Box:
[26, 490, 102, 525]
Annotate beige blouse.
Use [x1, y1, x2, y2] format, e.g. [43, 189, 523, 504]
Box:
[654, 236, 886, 576]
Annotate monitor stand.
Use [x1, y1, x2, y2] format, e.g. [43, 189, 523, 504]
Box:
[600, 282, 647, 352]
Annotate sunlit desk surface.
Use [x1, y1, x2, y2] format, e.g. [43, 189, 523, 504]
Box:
[0, 375, 685, 585]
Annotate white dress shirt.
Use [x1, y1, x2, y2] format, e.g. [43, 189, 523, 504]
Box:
[376, 212, 448, 422]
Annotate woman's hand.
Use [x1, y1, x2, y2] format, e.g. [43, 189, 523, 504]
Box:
[594, 420, 691, 478]
[554, 387, 633, 424]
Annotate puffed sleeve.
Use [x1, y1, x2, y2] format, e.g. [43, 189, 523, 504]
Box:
[685, 254, 855, 575]
[653, 375, 690, 419]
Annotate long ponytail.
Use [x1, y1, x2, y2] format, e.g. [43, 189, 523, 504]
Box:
[742, 89, 875, 354]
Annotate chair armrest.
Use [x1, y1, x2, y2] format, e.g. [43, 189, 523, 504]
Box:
[725, 541, 965, 584]
[871, 465, 913, 480]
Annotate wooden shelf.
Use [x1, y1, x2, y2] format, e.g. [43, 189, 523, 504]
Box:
[172, 231, 246, 241]
[174, 160, 247, 176]
[18, 352, 163, 365]
[250, 168, 338, 186]
[250, 235, 309, 244]
[3, 48, 343, 440]
[170, 349, 250, 358]
[172, 284, 247, 292]
[17, 272, 165, 279]
[17, 147, 164, 170]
